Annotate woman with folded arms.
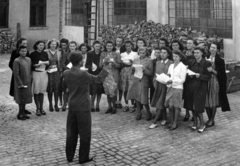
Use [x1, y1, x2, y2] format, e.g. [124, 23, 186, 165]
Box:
[127, 47, 153, 121]
[205, 42, 230, 128]
[149, 46, 173, 129]
[165, 51, 187, 130]
[30, 41, 49, 116]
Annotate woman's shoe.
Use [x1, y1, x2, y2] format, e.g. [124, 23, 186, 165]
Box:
[105, 108, 112, 114]
[49, 106, 54, 112]
[135, 114, 142, 121]
[123, 106, 129, 112]
[183, 115, 190, 122]
[149, 123, 158, 129]
[206, 121, 215, 128]
[17, 115, 26, 120]
[161, 120, 167, 126]
[40, 110, 46, 115]
[55, 105, 59, 112]
[191, 126, 197, 130]
[197, 125, 206, 133]
[36, 110, 41, 116]
[146, 113, 152, 121]
[91, 108, 96, 112]
[62, 105, 66, 112]
[96, 108, 100, 112]
[169, 124, 178, 131]
[166, 123, 172, 129]
[129, 107, 135, 113]
[24, 115, 30, 119]
[118, 103, 123, 109]
[111, 109, 117, 114]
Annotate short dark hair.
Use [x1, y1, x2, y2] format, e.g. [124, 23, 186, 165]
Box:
[116, 36, 124, 44]
[93, 40, 101, 46]
[187, 38, 198, 46]
[104, 40, 116, 52]
[136, 38, 147, 47]
[69, 41, 77, 46]
[18, 45, 27, 52]
[172, 50, 185, 60]
[159, 37, 169, 47]
[171, 39, 184, 51]
[33, 40, 46, 51]
[211, 41, 221, 51]
[59, 38, 69, 48]
[16, 38, 27, 48]
[154, 46, 161, 51]
[194, 46, 206, 58]
[160, 46, 172, 60]
[47, 39, 59, 49]
[124, 40, 134, 47]
[79, 43, 91, 52]
[69, 51, 83, 66]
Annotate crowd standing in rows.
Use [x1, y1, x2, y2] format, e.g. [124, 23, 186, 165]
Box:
[9, 36, 231, 131]
[8, 35, 231, 163]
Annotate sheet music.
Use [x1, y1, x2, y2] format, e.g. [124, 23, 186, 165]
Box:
[187, 69, 197, 76]
[156, 73, 171, 84]
[132, 64, 143, 79]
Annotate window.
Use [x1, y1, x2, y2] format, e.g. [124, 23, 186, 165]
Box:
[65, 0, 88, 26]
[169, 0, 232, 38]
[99, 0, 146, 27]
[0, 0, 9, 28]
[30, 0, 46, 27]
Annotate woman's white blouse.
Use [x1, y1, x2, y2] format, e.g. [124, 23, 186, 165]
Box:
[167, 62, 187, 89]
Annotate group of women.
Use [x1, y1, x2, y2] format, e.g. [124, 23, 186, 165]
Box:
[9, 36, 230, 133]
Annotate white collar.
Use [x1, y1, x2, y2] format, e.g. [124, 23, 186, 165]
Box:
[161, 59, 169, 64]
[50, 50, 56, 55]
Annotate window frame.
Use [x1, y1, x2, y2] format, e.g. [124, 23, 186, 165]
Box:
[29, 0, 47, 27]
[168, 0, 233, 39]
[0, 0, 9, 28]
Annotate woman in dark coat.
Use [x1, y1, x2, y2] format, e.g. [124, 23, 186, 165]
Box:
[13, 46, 32, 120]
[205, 42, 230, 128]
[184, 47, 211, 133]
[9, 38, 29, 97]
[85, 40, 104, 112]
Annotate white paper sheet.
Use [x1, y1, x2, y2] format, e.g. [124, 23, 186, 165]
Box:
[132, 64, 143, 79]
[47, 68, 58, 73]
[80, 67, 88, 71]
[92, 63, 97, 71]
[156, 73, 171, 84]
[35, 64, 46, 72]
[67, 63, 72, 69]
[187, 69, 197, 76]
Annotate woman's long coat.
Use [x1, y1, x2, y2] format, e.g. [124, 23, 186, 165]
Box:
[184, 58, 211, 113]
[211, 54, 231, 112]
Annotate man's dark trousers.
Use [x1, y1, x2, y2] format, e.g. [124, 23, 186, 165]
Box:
[66, 111, 91, 162]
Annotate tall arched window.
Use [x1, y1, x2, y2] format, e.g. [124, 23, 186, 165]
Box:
[0, 0, 9, 28]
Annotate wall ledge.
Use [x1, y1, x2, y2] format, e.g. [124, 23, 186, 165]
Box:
[29, 27, 48, 30]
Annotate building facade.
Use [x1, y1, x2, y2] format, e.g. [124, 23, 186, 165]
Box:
[1, 0, 239, 61]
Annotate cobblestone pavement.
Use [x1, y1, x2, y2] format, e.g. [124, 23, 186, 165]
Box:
[1, 54, 240, 166]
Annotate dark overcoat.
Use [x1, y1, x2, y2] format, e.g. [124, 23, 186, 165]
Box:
[184, 58, 211, 113]
[209, 54, 231, 112]
[9, 49, 30, 97]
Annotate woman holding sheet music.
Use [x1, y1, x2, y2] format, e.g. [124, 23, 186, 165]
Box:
[99, 41, 121, 114]
[164, 51, 187, 130]
[46, 39, 61, 112]
[127, 47, 153, 121]
[30, 40, 49, 116]
[183, 47, 211, 133]
[149, 47, 173, 129]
